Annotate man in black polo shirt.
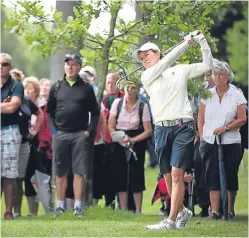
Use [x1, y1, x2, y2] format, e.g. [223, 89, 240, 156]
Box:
[47, 54, 100, 216]
[1, 53, 24, 220]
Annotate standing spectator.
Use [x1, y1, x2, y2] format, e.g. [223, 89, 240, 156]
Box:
[137, 31, 213, 230]
[108, 80, 152, 213]
[1, 53, 24, 220]
[23, 76, 45, 216]
[39, 78, 52, 102]
[198, 61, 247, 219]
[100, 72, 124, 208]
[47, 54, 100, 216]
[13, 96, 43, 218]
[80, 66, 98, 95]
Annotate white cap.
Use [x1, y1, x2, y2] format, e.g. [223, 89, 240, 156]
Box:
[137, 42, 160, 53]
[81, 66, 96, 76]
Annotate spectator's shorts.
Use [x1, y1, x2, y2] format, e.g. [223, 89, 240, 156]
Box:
[154, 120, 195, 174]
[199, 140, 241, 191]
[53, 131, 91, 177]
[18, 141, 30, 178]
[1, 125, 22, 179]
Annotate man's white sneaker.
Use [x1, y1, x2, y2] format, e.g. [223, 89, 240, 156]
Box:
[176, 207, 193, 229]
[146, 218, 176, 230]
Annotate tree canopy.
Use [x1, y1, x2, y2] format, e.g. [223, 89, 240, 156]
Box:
[3, 0, 244, 101]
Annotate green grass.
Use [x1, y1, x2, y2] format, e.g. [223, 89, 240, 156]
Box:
[1, 151, 248, 237]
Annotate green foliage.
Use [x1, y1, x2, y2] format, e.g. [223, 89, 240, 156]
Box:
[4, 0, 224, 100]
[187, 78, 212, 99]
[1, 10, 49, 79]
[226, 6, 248, 86]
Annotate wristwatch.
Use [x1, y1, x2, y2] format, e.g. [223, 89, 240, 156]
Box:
[225, 125, 230, 131]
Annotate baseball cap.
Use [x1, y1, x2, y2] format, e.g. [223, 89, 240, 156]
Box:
[137, 42, 160, 53]
[64, 54, 82, 67]
[81, 66, 96, 76]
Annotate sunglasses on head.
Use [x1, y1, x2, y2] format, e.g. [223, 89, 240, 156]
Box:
[0, 62, 10, 67]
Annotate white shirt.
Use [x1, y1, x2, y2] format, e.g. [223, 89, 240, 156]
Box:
[141, 40, 213, 123]
[201, 85, 247, 144]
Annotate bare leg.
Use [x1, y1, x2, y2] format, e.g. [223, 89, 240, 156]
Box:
[133, 192, 143, 213]
[228, 190, 237, 213]
[13, 178, 23, 214]
[73, 174, 84, 201]
[56, 176, 67, 201]
[119, 192, 128, 210]
[209, 190, 221, 212]
[4, 178, 15, 213]
[167, 167, 185, 221]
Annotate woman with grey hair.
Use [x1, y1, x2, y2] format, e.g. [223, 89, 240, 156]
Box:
[198, 61, 247, 219]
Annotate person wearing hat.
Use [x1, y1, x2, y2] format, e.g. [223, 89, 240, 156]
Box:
[136, 31, 213, 230]
[47, 54, 100, 216]
[80, 66, 98, 95]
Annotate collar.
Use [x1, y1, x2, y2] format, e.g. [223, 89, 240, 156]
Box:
[63, 74, 82, 83]
[212, 84, 233, 96]
[123, 97, 140, 110]
[2, 75, 12, 89]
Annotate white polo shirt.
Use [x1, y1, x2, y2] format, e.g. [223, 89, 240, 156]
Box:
[141, 39, 213, 123]
[201, 85, 247, 144]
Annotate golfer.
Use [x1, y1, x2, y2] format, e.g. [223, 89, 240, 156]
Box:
[136, 31, 213, 230]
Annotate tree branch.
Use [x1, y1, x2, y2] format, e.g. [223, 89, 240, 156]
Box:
[113, 38, 140, 46]
[86, 37, 103, 46]
[109, 14, 151, 41]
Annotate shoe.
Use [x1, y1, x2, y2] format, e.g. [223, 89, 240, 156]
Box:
[4, 212, 14, 220]
[228, 211, 235, 219]
[209, 211, 221, 220]
[53, 207, 65, 217]
[13, 213, 22, 219]
[146, 218, 176, 230]
[176, 207, 193, 229]
[73, 207, 83, 217]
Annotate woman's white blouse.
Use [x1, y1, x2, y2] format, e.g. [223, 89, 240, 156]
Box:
[201, 85, 247, 144]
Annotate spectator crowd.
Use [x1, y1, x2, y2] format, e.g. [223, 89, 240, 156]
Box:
[0, 38, 247, 233]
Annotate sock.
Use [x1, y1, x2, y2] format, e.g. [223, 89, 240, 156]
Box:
[74, 200, 82, 209]
[178, 206, 186, 217]
[57, 200, 65, 210]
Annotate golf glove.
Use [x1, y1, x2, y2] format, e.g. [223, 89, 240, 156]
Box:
[192, 31, 205, 43]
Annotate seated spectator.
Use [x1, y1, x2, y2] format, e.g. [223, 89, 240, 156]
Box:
[108, 79, 152, 214]
[198, 61, 247, 219]
[1, 53, 24, 220]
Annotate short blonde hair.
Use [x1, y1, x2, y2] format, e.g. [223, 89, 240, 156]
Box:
[40, 78, 52, 85]
[23, 76, 40, 96]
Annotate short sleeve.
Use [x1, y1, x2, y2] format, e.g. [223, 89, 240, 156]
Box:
[109, 98, 120, 117]
[142, 103, 151, 122]
[13, 81, 24, 99]
[236, 91, 247, 106]
[200, 98, 208, 105]
[29, 99, 39, 115]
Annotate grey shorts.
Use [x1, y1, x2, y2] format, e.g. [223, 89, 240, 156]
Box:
[52, 130, 91, 177]
[154, 120, 195, 174]
[1, 125, 22, 179]
[18, 142, 30, 178]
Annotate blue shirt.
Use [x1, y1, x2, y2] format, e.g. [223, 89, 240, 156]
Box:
[1, 76, 24, 127]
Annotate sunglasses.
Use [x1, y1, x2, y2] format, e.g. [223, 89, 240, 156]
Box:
[0, 62, 10, 67]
